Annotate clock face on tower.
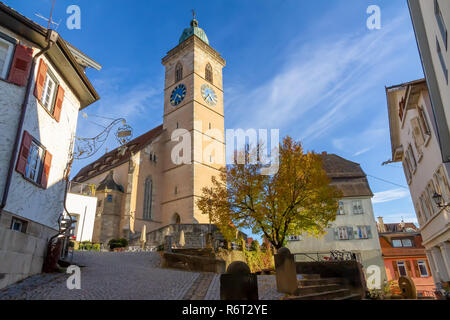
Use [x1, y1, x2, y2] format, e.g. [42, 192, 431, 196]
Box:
[170, 84, 187, 106]
[201, 84, 218, 107]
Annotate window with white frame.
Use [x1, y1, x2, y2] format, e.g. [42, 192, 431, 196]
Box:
[435, 0, 448, 50]
[426, 181, 439, 213]
[357, 226, 371, 239]
[0, 36, 15, 80]
[418, 106, 431, 138]
[437, 37, 448, 84]
[397, 261, 408, 276]
[40, 70, 58, 112]
[407, 144, 417, 172]
[418, 260, 429, 277]
[421, 193, 433, 220]
[337, 201, 345, 215]
[403, 158, 412, 182]
[337, 227, 349, 240]
[25, 140, 44, 183]
[352, 200, 363, 214]
[435, 166, 450, 202]
[11, 217, 27, 233]
[392, 238, 414, 248]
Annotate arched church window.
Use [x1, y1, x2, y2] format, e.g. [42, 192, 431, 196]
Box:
[175, 62, 183, 83]
[143, 177, 153, 220]
[205, 63, 213, 83]
[172, 213, 181, 224]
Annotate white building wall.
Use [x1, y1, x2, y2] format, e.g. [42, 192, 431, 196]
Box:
[65, 193, 97, 242]
[287, 197, 386, 282]
[1, 35, 81, 230]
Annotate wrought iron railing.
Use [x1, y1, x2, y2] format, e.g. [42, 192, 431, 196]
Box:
[293, 250, 358, 262]
[68, 181, 96, 196]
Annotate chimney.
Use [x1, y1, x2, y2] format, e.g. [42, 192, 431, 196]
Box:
[377, 217, 386, 233]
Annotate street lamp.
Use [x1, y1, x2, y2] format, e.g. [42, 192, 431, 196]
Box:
[433, 192, 444, 208]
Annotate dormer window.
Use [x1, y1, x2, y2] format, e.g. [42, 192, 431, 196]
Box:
[175, 62, 183, 82]
[392, 238, 413, 247]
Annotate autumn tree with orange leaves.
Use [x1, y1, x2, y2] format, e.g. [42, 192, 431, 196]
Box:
[196, 136, 342, 250]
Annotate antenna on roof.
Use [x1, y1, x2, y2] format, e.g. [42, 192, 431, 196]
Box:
[34, 0, 61, 30]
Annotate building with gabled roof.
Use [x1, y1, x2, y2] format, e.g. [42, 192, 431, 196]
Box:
[0, 2, 100, 289]
[377, 217, 435, 298]
[385, 78, 450, 290]
[287, 153, 386, 287]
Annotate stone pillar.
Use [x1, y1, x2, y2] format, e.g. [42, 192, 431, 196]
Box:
[220, 261, 258, 300]
[426, 250, 440, 285]
[164, 235, 173, 252]
[431, 246, 450, 282]
[274, 247, 298, 295]
[438, 242, 450, 282]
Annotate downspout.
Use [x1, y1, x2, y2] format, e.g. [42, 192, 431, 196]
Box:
[1, 29, 59, 210]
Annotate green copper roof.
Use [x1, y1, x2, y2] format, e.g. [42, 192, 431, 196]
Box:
[179, 18, 209, 45]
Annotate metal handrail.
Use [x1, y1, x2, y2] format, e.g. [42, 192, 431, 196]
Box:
[293, 250, 358, 262]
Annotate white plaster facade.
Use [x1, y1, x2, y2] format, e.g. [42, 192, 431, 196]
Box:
[0, 4, 99, 289]
[65, 193, 98, 243]
[409, 0, 450, 163]
[386, 79, 450, 287]
[287, 197, 386, 284]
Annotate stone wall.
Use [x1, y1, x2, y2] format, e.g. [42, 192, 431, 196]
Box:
[0, 210, 57, 289]
[132, 223, 225, 248]
[295, 260, 367, 296]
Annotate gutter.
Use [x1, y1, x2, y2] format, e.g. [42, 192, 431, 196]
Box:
[0, 29, 59, 211]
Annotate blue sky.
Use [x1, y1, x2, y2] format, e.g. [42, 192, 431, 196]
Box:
[7, 0, 424, 225]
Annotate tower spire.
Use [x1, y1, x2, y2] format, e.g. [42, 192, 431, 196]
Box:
[190, 9, 198, 27]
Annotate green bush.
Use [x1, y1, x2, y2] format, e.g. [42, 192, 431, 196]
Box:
[108, 238, 129, 250]
[92, 243, 101, 252]
[244, 248, 274, 273]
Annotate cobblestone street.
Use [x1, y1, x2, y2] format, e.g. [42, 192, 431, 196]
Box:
[0, 252, 284, 300]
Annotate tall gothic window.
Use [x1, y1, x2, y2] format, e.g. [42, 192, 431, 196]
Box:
[143, 177, 153, 220]
[205, 63, 213, 83]
[175, 62, 183, 83]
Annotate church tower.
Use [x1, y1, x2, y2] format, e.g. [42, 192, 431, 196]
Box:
[161, 15, 226, 225]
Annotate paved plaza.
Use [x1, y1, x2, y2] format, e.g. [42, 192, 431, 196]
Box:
[0, 252, 284, 300]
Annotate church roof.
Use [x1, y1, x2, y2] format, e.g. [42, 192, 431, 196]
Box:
[320, 153, 373, 198]
[72, 124, 164, 183]
[179, 18, 209, 45]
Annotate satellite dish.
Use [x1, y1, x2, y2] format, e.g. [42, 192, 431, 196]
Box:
[398, 276, 417, 299]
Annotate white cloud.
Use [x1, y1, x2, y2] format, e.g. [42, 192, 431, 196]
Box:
[373, 188, 410, 204]
[226, 13, 414, 145]
[353, 147, 372, 156]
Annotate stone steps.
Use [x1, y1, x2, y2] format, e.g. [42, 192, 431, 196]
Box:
[334, 293, 362, 300]
[298, 277, 344, 287]
[298, 274, 321, 280]
[285, 288, 352, 300]
[295, 283, 342, 296]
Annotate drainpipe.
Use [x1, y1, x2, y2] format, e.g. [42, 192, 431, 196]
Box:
[1, 29, 59, 210]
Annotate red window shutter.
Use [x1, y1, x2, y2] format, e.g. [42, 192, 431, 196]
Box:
[40, 150, 52, 189]
[413, 260, 420, 278]
[53, 85, 65, 122]
[392, 261, 399, 279]
[15, 131, 33, 175]
[7, 44, 33, 87]
[34, 59, 48, 100]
